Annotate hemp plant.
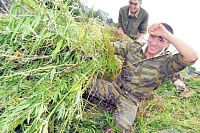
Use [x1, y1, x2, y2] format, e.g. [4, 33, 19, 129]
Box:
[0, 0, 119, 132]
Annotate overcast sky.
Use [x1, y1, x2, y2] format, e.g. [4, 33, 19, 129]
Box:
[81, 0, 200, 71]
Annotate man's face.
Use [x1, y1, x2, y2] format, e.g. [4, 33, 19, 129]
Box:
[129, 2, 141, 13]
[146, 34, 170, 55]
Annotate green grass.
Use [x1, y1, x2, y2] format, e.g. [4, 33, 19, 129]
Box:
[134, 78, 200, 133]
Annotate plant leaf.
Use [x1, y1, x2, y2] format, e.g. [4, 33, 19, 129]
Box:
[53, 40, 63, 56]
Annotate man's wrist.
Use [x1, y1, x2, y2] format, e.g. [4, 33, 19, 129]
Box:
[164, 31, 173, 42]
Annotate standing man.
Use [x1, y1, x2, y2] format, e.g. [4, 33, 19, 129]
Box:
[118, 0, 149, 42]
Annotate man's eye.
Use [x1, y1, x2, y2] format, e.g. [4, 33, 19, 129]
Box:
[160, 39, 164, 42]
[151, 35, 155, 38]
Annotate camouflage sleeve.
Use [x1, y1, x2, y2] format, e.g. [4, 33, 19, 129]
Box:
[164, 53, 196, 76]
[118, 8, 123, 27]
[113, 41, 130, 57]
[138, 13, 149, 34]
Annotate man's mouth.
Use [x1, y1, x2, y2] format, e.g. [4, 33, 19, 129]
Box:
[130, 8, 136, 11]
[150, 45, 158, 51]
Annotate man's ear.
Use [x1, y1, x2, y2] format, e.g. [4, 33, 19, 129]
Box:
[139, 2, 142, 6]
[164, 42, 170, 51]
[165, 42, 170, 48]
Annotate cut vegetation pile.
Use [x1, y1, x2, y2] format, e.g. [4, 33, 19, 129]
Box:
[0, 0, 199, 133]
[0, 0, 123, 132]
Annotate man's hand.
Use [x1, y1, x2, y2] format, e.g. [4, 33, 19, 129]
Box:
[148, 23, 169, 38]
[119, 27, 124, 34]
[137, 33, 145, 42]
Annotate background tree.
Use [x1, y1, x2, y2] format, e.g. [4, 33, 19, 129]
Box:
[94, 11, 103, 21]
[106, 18, 117, 28]
[87, 8, 94, 18]
[107, 18, 113, 24]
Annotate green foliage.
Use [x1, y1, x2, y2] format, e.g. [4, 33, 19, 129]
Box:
[188, 66, 196, 72]
[106, 18, 117, 28]
[135, 79, 200, 132]
[87, 9, 94, 19]
[68, 0, 85, 20]
[87, 9, 103, 21]
[0, 0, 118, 132]
[85, 8, 104, 23]
[94, 11, 103, 21]
[107, 18, 113, 24]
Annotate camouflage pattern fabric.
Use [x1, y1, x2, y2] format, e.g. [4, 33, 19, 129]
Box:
[118, 6, 149, 39]
[87, 79, 139, 130]
[114, 41, 194, 99]
[87, 41, 194, 130]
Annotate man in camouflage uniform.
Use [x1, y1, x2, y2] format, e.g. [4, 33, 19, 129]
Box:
[87, 23, 198, 130]
[118, 0, 149, 42]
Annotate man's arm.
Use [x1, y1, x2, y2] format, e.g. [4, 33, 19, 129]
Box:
[138, 13, 149, 42]
[118, 26, 124, 34]
[118, 8, 124, 34]
[113, 41, 131, 57]
[164, 32, 198, 63]
[148, 23, 198, 63]
[137, 33, 145, 42]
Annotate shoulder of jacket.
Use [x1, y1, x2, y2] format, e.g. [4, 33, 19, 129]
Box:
[129, 41, 143, 50]
[159, 51, 173, 59]
[140, 7, 149, 15]
[120, 5, 129, 11]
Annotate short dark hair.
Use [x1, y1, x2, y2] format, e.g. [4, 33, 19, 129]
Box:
[161, 23, 174, 34]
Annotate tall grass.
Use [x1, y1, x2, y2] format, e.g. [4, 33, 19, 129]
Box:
[135, 78, 200, 132]
[0, 0, 119, 132]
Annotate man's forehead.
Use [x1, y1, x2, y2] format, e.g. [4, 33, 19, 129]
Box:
[150, 34, 166, 41]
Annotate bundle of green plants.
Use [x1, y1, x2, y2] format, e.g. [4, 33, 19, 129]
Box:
[0, 0, 121, 132]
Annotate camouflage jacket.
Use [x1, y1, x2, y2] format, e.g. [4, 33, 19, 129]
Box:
[118, 6, 149, 39]
[114, 41, 194, 99]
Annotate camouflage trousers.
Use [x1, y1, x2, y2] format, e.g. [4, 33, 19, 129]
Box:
[87, 78, 140, 130]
